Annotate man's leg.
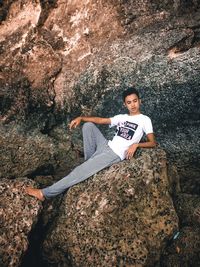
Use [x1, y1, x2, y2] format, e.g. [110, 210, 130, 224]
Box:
[82, 122, 107, 160]
[42, 144, 120, 198]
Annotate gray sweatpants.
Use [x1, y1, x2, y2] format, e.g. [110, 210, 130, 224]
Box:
[42, 122, 121, 198]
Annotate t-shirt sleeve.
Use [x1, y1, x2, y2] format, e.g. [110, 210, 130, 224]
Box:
[143, 116, 153, 134]
[109, 115, 123, 127]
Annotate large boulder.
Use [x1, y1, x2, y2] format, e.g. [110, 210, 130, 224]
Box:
[42, 148, 178, 266]
[0, 178, 42, 267]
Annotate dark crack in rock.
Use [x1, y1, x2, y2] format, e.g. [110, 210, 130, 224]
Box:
[0, 178, 42, 267]
[43, 148, 178, 267]
[173, 193, 200, 227]
[160, 226, 200, 267]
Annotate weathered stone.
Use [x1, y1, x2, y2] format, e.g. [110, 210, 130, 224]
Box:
[0, 123, 76, 179]
[0, 0, 200, 193]
[0, 1, 200, 264]
[0, 178, 42, 267]
[42, 148, 178, 267]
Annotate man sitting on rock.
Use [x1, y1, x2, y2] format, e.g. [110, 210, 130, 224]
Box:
[26, 87, 156, 201]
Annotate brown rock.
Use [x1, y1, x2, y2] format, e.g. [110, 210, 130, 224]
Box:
[0, 1, 199, 192]
[0, 123, 74, 179]
[0, 178, 42, 267]
[42, 148, 178, 267]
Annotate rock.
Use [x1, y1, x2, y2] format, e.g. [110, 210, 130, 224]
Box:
[173, 193, 200, 227]
[0, 123, 77, 179]
[0, 178, 42, 267]
[160, 226, 200, 267]
[0, 0, 200, 194]
[42, 148, 178, 267]
[0, 1, 199, 265]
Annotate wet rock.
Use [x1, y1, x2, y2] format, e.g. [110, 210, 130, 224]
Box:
[160, 226, 200, 267]
[43, 148, 178, 267]
[0, 178, 42, 267]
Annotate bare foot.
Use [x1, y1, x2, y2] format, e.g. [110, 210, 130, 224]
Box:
[26, 187, 45, 201]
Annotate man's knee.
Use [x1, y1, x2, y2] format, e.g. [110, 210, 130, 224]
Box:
[82, 122, 95, 132]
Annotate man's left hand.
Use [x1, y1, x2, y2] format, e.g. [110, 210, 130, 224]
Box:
[125, 144, 138, 159]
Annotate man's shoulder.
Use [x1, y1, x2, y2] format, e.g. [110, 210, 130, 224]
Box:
[112, 113, 127, 119]
[140, 114, 151, 120]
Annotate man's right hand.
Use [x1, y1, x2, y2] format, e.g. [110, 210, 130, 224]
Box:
[69, 117, 82, 130]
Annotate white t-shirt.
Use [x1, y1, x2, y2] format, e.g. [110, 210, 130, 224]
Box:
[108, 114, 153, 160]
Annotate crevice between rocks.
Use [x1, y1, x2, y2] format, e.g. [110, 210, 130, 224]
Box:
[37, 0, 58, 27]
[168, 26, 200, 58]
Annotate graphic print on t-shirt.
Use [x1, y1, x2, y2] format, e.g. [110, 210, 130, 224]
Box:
[116, 121, 138, 140]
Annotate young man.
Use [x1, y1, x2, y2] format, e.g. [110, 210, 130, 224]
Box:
[26, 87, 156, 201]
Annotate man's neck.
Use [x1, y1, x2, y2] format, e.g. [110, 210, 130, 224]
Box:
[129, 111, 141, 116]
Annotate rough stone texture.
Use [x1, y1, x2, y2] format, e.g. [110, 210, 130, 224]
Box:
[42, 149, 178, 267]
[0, 178, 42, 267]
[160, 226, 200, 267]
[0, 122, 77, 179]
[0, 1, 200, 265]
[0, 0, 199, 195]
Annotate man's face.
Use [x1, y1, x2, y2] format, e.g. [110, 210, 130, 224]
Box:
[124, 94, 141, 115]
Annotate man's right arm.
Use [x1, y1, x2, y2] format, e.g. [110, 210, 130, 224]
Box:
[69, 116, 111, 130]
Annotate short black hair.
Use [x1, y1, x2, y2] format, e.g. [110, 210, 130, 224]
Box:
[122, 87, 140, 102]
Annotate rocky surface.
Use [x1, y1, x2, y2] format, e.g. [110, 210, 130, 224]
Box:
[0, 0, 200, 266]
[0, 178, 42, 267]
[0, 0, 199, 193]
[160, 226, 200, 267]
[42, 148, 179, 267]
[0, 122, 77, 179]
[159, 193, 200, 267]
